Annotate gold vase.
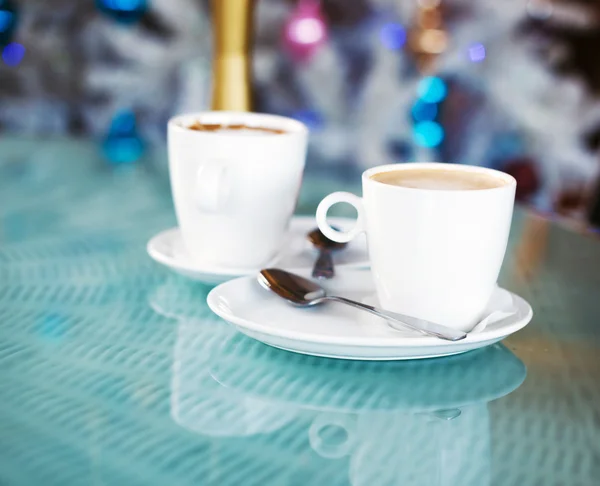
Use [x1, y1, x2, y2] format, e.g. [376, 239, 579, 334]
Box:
[210, 0, 255, 111]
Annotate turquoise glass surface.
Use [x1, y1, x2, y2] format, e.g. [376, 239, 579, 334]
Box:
[0, 138, 599, 485]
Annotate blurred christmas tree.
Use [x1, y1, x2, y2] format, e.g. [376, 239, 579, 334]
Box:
[0, 0, 599, 223]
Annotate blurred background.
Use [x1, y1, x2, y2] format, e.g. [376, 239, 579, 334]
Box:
[1, 0, 600, 227]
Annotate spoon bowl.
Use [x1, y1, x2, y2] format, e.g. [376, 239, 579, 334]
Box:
[258, 269, 326, 306]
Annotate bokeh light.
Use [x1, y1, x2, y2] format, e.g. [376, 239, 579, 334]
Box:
[2, 42, 24, 66]
[417, 76, 447, 103]
[282, 1, 327, 61]
[103, 110, 144, 165]
[468, 43, 486, 63]
[411, 99, 438, 122]
[101, 0, 144, 11]
[0, 0, 17, 46]
[288, 17, 325, 45]
[96, 0, 147, 24]
[110, 110, 136, 134]
[0, 10, 12, 31]
[418, 29, 448, 54]
[379, 23, 406, 50]
[413, 121, 444, 148]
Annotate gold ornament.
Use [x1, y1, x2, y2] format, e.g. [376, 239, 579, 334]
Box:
[210, 0, 256, 111]
[408, 0, 447, 73]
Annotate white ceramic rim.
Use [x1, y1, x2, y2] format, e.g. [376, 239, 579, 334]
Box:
[168, 111, 308, 138]
[206, 275, 533, 348]
[362, 162, 517, 194]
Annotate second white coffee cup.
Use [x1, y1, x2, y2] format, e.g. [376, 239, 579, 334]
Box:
[316, 163, 516, 332]
[168, 111, 308, 269]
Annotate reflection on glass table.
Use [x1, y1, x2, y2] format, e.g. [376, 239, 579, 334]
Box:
[156, 274, 525, 486]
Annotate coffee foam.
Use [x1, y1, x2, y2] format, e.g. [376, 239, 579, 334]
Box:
[371, 168, 505, 191]
[187, 121, 286, 135]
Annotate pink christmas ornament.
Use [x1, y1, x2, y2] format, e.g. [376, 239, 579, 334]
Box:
[282, 0, 327, 62]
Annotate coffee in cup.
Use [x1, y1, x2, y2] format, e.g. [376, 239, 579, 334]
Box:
[187, 121, 287, 135]
[370, 167, 506, 191]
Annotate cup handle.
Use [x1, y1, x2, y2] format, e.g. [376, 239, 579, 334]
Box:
[195, 160, 229, 213]
[316, 192, 366, 243]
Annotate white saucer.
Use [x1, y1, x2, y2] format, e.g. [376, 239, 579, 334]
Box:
[147, 216, 369, 284]
[207, 269, 533, 360]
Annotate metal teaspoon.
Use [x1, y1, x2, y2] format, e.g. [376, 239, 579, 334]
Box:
[258, 269, 467, 342]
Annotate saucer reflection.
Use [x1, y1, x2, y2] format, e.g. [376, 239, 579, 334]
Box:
[210, 333, 526, 413]
[209, 333, 526, 486]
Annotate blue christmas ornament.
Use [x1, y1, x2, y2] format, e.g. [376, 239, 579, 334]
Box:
[2, 41, 24, 66]
[379, 23, 406, 50]
[0, 0, 18, 47]
[102, 110, 145, 165]
[417, 77, 447, 104]
[96, 0, 148, 25]
[468, 43, 486, 63]
[411, 99, 438, 122]
[413, 121, 444, 148]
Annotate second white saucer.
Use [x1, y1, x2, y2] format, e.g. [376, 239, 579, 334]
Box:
[147, 216, 369, 284]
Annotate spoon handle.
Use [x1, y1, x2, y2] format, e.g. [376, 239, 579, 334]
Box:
[312, 250, 335, 279]
[325, 296, 467, 341]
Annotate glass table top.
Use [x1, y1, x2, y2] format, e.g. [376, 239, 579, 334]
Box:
[1, 137, 600, 486]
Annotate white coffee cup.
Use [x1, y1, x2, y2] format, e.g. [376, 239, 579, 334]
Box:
[168, 111, 308, 268]
[316, 163, 516, 331]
